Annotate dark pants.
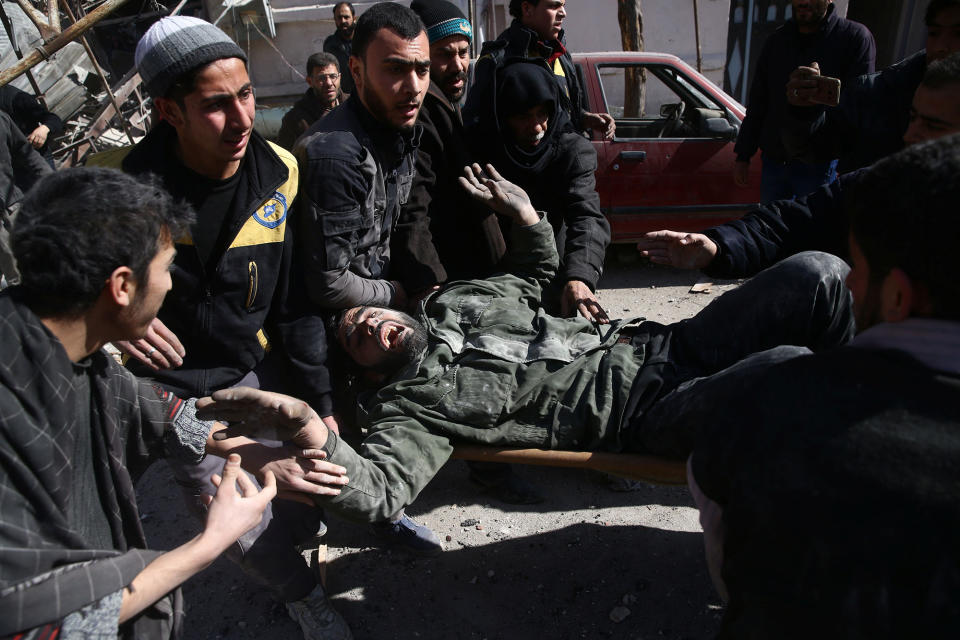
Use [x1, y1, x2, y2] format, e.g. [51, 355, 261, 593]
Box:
[623, 251, 855, 457]
[169, 356, 322, 603]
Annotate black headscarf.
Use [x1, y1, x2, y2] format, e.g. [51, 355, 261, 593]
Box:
[493, 60, 574, 175]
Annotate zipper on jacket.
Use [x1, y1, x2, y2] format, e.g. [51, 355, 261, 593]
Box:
[245, 261, 259, 309]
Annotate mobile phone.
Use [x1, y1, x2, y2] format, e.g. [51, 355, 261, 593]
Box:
[810, 75, 841, 107]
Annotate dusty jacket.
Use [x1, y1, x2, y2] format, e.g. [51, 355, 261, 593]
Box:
[734, 3, 875, 163]
[392, 83, 505, 291]
[88, 123, 333, 415]
[0, 290, 210, 639]
[294, 96, 420, 309]
[782, 50, 926, 171]
[463, 19, 589, 136]
[317, 218, 646, 522]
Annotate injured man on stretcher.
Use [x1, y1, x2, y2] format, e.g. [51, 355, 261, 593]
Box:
[197, 164, 856, 523]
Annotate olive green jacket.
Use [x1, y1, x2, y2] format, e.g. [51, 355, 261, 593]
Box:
[321, 217, 646, 521]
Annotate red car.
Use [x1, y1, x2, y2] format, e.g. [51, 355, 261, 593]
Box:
[573, 52, 762, 243]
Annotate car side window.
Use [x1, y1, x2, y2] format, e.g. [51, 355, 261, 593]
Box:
[597, 64, 726, 140]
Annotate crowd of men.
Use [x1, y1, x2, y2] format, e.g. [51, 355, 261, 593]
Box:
[0, 0, 958, 638]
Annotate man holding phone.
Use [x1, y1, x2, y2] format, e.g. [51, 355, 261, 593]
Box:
[733, 0, 875, 201]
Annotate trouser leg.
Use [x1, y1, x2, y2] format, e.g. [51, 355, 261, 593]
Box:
[623, 251, 854, 457]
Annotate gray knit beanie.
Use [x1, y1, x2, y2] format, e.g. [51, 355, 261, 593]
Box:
[135, 16, 247, 98]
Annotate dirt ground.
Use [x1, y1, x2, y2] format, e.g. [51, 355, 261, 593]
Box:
[137, 256, 742, 640]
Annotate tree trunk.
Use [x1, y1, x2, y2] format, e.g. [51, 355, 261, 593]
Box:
[617, 0, 645, 117]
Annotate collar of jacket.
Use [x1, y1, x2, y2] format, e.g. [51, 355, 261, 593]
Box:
[787, 2, 839, 38]
[426, 82, 459, 117]
[504, 18, 567, 61]
[122, 119, 288, 197]
[345, 93, 422, 165]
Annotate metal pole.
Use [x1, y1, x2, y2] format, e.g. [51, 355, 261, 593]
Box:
[61, 1, 136, 144]
[0, 2, 47, 106]
[693, 0, 702, 73]
[741, 0, 754, 104]
[0, 0, 130, 88]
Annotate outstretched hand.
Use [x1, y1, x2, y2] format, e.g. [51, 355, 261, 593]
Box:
[199, 454, 276, 549]
[636, 230, 718, 270]
[196, 387, 329, 450]
[459, 163, 540, 226]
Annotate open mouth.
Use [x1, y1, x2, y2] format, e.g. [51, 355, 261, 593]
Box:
[378, 322, 406, 351]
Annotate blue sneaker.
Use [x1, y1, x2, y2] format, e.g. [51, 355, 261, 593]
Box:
[370, 514, 443, 556]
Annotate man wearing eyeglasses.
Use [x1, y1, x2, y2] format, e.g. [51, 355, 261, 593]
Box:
[278, 52, 344, 150]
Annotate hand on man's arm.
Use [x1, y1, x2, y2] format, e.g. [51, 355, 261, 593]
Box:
[118, 454, 274, 623]
[561, 280, 609, 324]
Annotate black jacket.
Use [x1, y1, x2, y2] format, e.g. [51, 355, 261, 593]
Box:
[277, 88, 340, 151]
[323, 32, 356, 95]
[782, 50, 926, 171]
[0, 110, 51, 212]
[471, 61, 608, 291]
[294, 96, 420, 309]
[90, 122, 333, 415]
[463, 19, 589, 139]
[0, 84, 62, 169]
[703, 168, 864, 279]
[734, 3, 875, 163]
[392, 83, 506, 291]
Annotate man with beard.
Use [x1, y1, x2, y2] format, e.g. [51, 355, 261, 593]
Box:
[324, 2, 357, 95]
[196, 163, 856, 529]
[294, 1, 442, 555]
[687, 135, 960, 638]
[464, 0, 614, 139]
[476, 61, 610, 323]
[277, 52, 343, 150]
[732, 0, 874, 201]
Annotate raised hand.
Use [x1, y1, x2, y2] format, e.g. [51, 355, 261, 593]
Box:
[196, 387, 328, 450]
[199, 454, 276, 548]
[459, 163, 539, 226]
[636, 230, 718, 270]
[114, 317, 185, 370]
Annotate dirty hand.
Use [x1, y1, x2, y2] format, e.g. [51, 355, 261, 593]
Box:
[561, 280, 609, 324]
[244, 444, 348, 504]
[785, 62, 821, 106]
[27, 124, 49, 148]
[196, 387, 329, 451]
[459, 163, 539, 226]
[199, 454, 276, 549]
[637, 230, 718, 270]
[114, 317, 185, 370]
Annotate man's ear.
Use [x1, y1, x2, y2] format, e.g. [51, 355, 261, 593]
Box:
[154, 96, 185, 128]
[521, 1, 533, 17]
[879, 267, 914, 323]
[106, 265, 137, 309]
[349, 55, 363, 94]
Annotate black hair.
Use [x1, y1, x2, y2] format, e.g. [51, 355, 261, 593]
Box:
[922, 51, 960, 88]
[307, 51, 340, 75]
[333, 2, 355, 16]
[11, 167, 195, 317]
[509, 0, 538, 19]
[926, 0, 960, 24]
[351, 2, 425, 61]
[848, 134, 960, 320]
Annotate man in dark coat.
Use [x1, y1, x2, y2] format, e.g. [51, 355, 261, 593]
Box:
[475, 60, 610, 323]
[0, 83, 63, 171]
[277, 52, 343, 150]
[732, 0, 875, 201]
[323, 2, 357, 95]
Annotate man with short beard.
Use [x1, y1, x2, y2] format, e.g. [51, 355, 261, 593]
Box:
[324, 2, 357, 95]
[294, 1, 442, 555]
[277, 52, 343, 150]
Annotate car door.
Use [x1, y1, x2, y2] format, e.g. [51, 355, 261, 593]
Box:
[588, 61, 761, 242]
